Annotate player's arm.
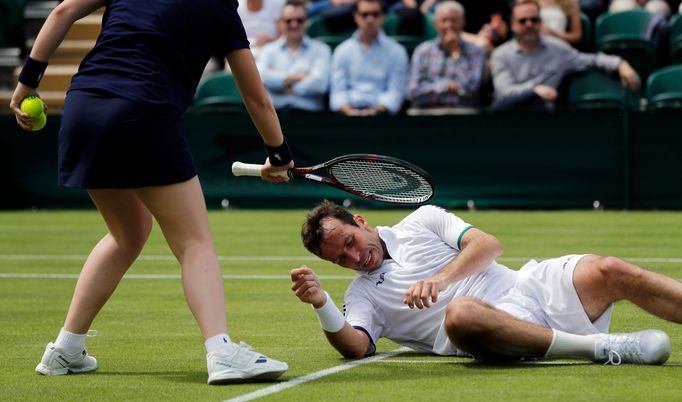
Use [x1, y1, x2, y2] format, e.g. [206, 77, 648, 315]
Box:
[291, 266, 371, 358]
[227, 49, 294, 180]
[10, 0, 105, 129]
[404, 227, 503, 309]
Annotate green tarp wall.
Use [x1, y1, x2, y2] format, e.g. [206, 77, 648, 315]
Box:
[1, 111, 680, 209]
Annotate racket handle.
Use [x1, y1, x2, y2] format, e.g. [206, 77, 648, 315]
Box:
[231, 162, 288, 178]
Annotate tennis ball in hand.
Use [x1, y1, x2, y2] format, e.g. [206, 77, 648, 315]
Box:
[31, 112, 47, 131]
[20, 96, 45, 118]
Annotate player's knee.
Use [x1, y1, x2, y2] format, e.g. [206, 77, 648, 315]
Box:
[118, 218, 152, 256]
[445, 297, 487, 339]
[594, 256, 643, 293]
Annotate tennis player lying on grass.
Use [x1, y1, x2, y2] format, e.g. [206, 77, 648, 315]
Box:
[291, 201, 682, 364]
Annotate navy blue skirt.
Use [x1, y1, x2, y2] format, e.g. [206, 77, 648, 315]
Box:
[58, 89, 197, 188]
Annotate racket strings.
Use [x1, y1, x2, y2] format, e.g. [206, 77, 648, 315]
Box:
[330, 160, 433, 203]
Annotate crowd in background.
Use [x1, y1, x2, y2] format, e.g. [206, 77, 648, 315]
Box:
[198, 0, 682, 114]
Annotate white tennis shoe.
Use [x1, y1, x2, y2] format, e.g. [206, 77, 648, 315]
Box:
[595, 330, 671, 365]
[207, 341, 288, 385]
[35, 342, 98, 375]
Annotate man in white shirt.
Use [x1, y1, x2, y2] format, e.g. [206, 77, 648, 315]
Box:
[291, 201, 681, 364]
[258, 0, 332, 112]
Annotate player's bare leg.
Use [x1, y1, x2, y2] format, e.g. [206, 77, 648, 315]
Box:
[573, 255, 682, 323]
[135, 176, 287, 384]
[444, 296, 554, 361]
[36, 189, 152, 375]
[65, 189, 153, 333]
[134, 176, 227, 339]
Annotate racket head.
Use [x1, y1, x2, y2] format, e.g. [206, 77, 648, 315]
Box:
[316, 154, 436, 204]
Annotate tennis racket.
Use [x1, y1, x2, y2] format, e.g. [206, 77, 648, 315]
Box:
[231, 154, 436, 204]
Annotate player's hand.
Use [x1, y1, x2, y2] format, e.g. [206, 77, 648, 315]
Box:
[291, 266, 327, 308]
[9, 82, 40, 131]
[261, 158, 293, 183]
[403, 277, 446, 309]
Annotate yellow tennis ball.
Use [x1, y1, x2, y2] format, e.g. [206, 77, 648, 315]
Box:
[31, 112, 47, 131]
[21, 96, 45, 118]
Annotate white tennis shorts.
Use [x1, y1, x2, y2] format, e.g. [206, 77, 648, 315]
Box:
[433, 254, 614, 356]
[495, 254, 613, 335]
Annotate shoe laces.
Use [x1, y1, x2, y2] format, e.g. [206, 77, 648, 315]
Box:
[601, 333, 644, 365]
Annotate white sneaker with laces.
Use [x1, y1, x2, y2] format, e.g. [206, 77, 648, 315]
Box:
[207, 341, 288, 385]
[595, 330, 671, 365]
[35, 342, 98, 375]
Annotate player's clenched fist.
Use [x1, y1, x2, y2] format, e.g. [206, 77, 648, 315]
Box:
[290, 266, 327, 307]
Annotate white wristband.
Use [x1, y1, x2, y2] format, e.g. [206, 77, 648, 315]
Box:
[313, 291, 346, 333]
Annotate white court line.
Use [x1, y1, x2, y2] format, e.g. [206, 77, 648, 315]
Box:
[1, 254, 682, 264]
[0, 273, 353, 280]
[223, 347, 411, 402]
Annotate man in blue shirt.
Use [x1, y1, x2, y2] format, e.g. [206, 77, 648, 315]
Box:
[330, 0, 408, 116]
[258, 0, 331, 112]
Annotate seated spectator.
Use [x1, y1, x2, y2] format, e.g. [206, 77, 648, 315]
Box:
[238, 0, 286, 57]
[258, 0, 332, 112]
[408, 1, 487, 111]
[539, 0, 583, 46]
[329, 0, 409, 116]
[491, 0, 639, 112]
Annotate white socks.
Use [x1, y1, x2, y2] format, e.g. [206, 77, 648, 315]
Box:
[205, 333, 236, 355]
[545, 329, 601, 360]
[54, 327, 87, 355]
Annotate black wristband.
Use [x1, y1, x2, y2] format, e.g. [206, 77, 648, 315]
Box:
[265, 137, 293, 166]
[18, 57, 48, 89]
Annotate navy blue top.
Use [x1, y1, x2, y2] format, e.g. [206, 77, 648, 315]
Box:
[70, 0, 250, 112]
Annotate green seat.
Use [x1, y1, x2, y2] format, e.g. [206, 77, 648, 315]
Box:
[646, 65, 682, 110]
[315, 34, 352, 51]
[382, 13, 400, 36]
[670, 15, 682, 64]
[595, 10, 657, 82]
[307, 14, 355, 38]
[576, 12, 592, 52]
[568, 70, 638, 111]
[390, 35, 424, 57]
[382, 12, 437, 39]
[0, 0, 26, 47]
[192, 71, 246, 114]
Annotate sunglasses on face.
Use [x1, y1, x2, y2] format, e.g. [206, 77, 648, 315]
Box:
[516, 16, 541, 25]
[283, 17, 306, 25]
[358, 11, 382, 18]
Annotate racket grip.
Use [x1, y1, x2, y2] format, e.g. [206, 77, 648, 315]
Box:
[231, 162, 288, 177]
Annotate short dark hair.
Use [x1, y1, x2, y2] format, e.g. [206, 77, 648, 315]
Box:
[353, 0, 385, 13]
[512, 0, 541, 13]
[301, 200, 357, 256]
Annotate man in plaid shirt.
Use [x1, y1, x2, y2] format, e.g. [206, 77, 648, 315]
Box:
[408, 1, 487, 109]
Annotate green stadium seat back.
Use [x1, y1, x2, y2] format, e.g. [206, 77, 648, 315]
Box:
[382, 13, 400, 36]
[595, 10, 657, 82]
[391, 35, 424, 57]
[646, 65, 682, 110]
[315, 34, 351, 51]
[0, 0, 26, 47]
[576, 12, 592, 52]
[424, 13, 438, 39]
[670, 15, 682, 63]
[307, 15, 355, 38]
[568, 70, 638, 111]
[595, 9, 652, 43]
[193, 72, 246, 114]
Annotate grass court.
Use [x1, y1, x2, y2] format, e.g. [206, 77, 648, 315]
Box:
[1, 209, 681, 401]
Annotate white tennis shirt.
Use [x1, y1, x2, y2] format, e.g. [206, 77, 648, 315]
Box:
[343, 205, 517, 355]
